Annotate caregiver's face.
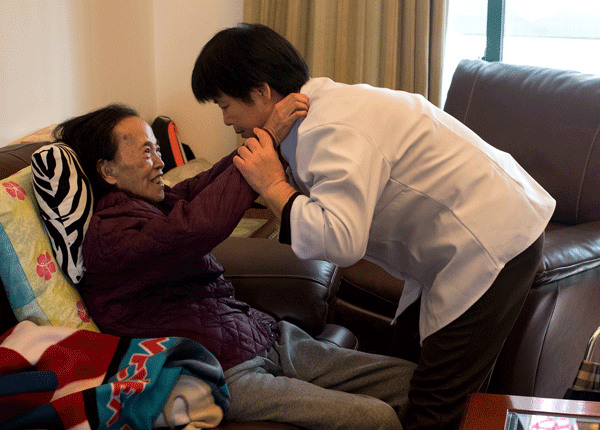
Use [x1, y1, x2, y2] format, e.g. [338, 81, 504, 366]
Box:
[215, 89, 273, 139]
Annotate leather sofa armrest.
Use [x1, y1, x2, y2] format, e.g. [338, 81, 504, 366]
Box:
[212, 237, 341, 335]
[536, 221, 600, 285]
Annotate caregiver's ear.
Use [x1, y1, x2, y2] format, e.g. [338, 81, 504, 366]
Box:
[256, 82, 274, 100]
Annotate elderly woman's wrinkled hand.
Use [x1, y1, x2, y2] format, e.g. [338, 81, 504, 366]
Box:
[262, 93, 309, 147]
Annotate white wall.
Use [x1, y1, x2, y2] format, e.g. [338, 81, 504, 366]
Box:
[0, 0, 156, 145]
[154, 0, 243, 163]
[0, 0, 243, 162]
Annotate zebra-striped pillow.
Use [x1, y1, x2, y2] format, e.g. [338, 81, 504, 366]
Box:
[31, 143, 93, 284]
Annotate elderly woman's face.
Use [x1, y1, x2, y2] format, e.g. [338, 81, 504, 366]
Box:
[100, 116, 165, 203]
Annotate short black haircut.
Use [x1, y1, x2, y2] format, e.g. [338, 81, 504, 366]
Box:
[53, 103, 139, 199]
[191, 23, 310, 103]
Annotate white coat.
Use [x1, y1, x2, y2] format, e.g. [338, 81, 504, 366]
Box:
[279, 77, 556, 341]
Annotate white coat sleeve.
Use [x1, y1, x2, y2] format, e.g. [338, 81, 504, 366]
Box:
[289, 124, 390, 267]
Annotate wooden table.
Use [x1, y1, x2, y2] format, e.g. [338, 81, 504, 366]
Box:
[460, 393, 600, 429]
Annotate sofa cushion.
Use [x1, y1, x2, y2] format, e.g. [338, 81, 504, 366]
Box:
[535, 221, 600, 285]
[162, 157, 213, 187]
[31, 143, 93, 284]
[0, 165, 98, 330]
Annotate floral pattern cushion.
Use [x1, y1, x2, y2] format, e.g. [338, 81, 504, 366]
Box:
[0, 166, 98, 330]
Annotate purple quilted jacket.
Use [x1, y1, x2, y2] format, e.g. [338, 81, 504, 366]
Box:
[79, 151, 278, 370]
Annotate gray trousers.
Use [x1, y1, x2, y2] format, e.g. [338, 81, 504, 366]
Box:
[225, 321, 416, 430]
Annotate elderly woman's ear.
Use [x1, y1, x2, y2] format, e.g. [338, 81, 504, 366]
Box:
[97, 160, 117, 185]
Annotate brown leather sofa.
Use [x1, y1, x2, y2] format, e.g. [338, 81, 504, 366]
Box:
[0, 141, 355, 430]
[332, 59, 600, 400]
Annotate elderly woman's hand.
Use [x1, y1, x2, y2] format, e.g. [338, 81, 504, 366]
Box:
[262, 93, 309, 147]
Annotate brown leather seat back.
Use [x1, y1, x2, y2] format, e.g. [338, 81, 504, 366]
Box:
[444, 59, 600, 225]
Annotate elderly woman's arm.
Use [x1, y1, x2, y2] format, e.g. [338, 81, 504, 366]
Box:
[262, 93, 309, 146]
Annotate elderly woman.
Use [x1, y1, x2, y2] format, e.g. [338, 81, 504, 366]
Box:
[56, 102, 416, 430]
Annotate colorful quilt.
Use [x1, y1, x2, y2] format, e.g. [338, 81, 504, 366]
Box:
[0, 321, 230, 429]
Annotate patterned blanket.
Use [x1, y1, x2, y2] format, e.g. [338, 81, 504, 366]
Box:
[0, 321, 230, 429]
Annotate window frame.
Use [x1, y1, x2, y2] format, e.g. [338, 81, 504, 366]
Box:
[482, 0, 505, 62]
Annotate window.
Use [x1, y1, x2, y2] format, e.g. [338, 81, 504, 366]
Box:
[441, 0, 600, 106]
[442, 0, 487, 105]
[503, 1, 600, 72]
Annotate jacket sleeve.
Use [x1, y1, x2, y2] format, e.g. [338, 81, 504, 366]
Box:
[85, 156, 255, 273]
[167, 150, 255, 201]
[289, 124, 390, 267]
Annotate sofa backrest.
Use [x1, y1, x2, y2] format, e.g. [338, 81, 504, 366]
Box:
[444, 59, 600, 225]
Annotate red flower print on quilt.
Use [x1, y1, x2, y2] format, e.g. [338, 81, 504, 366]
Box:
[76, 301, 91, 322]
[36, 252, 56, 280]
[3, 181, 26, 200]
